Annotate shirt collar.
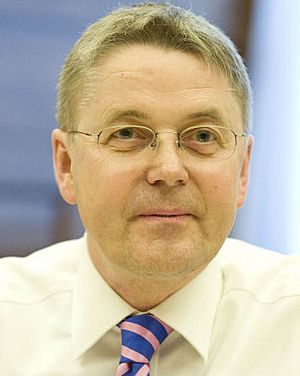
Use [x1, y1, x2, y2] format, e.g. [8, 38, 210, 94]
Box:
[72, 236, 223, 361]
[71, 239, 136, 359]
[151, 255, 222, 361]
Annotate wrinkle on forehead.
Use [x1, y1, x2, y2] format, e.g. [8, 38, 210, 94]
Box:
[81, 59, 233, 94]
[107, 68, 230, 90]
[81, 68, 236, 106]
[78, 53, 241, 130]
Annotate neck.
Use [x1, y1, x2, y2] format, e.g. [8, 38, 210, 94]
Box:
[102, 269, 197, 311]
[87, 237, 201, 312]
[87, 247, 200, 311]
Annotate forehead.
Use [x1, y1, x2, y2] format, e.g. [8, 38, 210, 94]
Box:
[79, 45, 242, 129]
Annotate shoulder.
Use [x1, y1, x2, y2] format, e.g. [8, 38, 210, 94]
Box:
[218, 238, 300, 303]
[0, 237, 84, 303]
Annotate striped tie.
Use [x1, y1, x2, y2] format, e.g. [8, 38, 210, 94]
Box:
[116, 314, 173, 376]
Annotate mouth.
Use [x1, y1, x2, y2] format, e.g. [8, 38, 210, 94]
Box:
[141, 214, 189, 217]
[138, 211, 192, 222]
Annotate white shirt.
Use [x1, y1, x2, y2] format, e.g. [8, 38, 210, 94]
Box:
[0, 236, 299, 375]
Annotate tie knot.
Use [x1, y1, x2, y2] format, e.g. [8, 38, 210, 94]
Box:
[118, 314, 173, 365]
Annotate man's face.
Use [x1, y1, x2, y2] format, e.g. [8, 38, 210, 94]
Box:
[53, 45, 252, 281]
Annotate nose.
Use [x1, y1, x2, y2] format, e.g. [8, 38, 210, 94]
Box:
[146, 132, 189, 187]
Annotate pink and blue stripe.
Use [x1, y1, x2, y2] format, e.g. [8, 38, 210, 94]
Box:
[116, 314, 173, 376]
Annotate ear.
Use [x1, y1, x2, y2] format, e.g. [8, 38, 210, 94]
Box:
[237, 135, 254, 208]
[52, 129, 77, 205]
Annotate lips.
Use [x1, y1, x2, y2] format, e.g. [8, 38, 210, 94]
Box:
[137, 208, 193, 223]
[147, 214, 184, 217]
[139, 209, 190, 217]
[138, 211, 192, 223]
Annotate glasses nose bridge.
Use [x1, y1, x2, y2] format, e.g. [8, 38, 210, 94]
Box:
[152, 130, 181, 149]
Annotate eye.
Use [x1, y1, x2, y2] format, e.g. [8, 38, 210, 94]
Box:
[194, 130, 216, 143]
[182, 127, 219, 143]
[99, 125, 154, 151]
[180, 126, 226, 156]
[113, 127, 138, 139]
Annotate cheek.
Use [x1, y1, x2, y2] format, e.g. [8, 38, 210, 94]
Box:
[194, 162, 241, 206]
[74, 152, 139, 219]
[98, 171, 134, 212]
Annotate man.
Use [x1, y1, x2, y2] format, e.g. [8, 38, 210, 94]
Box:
[0, 2, 299, 375]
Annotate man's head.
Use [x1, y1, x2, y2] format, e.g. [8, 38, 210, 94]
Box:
[52, 2, 253, 287]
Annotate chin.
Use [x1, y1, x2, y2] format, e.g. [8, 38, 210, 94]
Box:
[125, 242, 214, 279]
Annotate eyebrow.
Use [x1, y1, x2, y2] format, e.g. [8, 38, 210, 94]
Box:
[102, 107, 226, 127]
[184, 108, 227, 126]
[103, 109, 150, 124]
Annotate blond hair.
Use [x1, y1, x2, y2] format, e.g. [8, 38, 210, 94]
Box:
[56, 2, 252, 131]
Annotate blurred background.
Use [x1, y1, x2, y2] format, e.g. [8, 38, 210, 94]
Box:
[0, 0, 299, 257]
